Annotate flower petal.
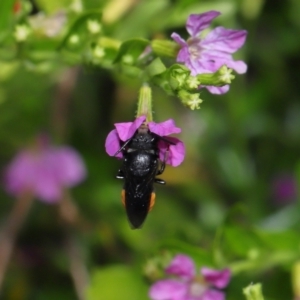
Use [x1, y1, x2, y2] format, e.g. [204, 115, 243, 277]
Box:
[171, 32, 187, 47]
[201, 49, 232, 60]
[201, 289, 225, 300]
[34, 170, 62, 203]
[24, 150, 61, 203]
[188, 58, 218, 74]
[202, 27, 247, 53]
[203, 85, 230, 94]
[5, 139, 86, 204]
[200, 51, 247, 74]
[105, 129, 123, 158]
[4, 151, 37, 196]
[158, 138, 185, 167]
[186, 11, 221, 37]
[165, 254, 195, 280]
[272, 174, 297, 202]
[149, 279, 188, 300]
[148, 119, 181, 136]
[55, 147, 86, 186]
[201, 268, 231, 289]
[115, 115, 146, 141]
[177, 47, 191, 65]
[222, 59, 247, 74]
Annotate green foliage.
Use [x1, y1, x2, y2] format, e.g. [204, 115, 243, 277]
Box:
[114, 38, 149, 64]
[59, 11, 102, 50]
[0, 0, 299, 299]
[0, 0, 15, 34]
[86, 265, 149, 300]
[243, 283, 265, 300]
[35, 0, 73, 14]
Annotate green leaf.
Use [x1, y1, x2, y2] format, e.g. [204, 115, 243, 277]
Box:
[113, 0, 169, 39]
[114, 38, 149, 64]
[217, 148, 254, 190]
[0, 0, 15, 32]
[224, 226, 262, 257]
[259, 204, 300, 231]
[256, 229, 300, 252]
[58, 10, 102, 50]
[86, 265, 148, 300]
[145, 57, 166, 77]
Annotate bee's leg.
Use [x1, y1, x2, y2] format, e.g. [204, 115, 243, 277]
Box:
[116, 169, 124, 180]
[114, 138, 132, 157]
[157, 149, 169, 175]
[157, 162, 165, 175]
[155, 178, 165, 185]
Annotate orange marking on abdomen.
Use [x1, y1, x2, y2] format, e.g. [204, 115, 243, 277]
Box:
[149, 192, 156, 211]
[121, 189, 126, 207]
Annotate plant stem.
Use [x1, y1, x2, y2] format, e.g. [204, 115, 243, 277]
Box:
[58, 191, 89, 300]
[52, 67, 79, 142]
[243, 283, 264, 300]
[65, 233, 89, 300]
[0, 192, 33, 290]
[136, 84, 153, 121]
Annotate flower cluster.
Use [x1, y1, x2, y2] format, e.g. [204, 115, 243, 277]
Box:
[171, 10, 247, 94]
[149, 254, 231, 300]
[105, 115, 185, 167]
[5, 136, 86, 203]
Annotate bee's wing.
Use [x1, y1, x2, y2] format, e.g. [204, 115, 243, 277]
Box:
[123, 163, 158, 229]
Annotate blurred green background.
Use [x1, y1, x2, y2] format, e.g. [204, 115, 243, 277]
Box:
[0, 0, 300, 299]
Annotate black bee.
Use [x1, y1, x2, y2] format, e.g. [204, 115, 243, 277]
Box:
[114, 123, 173, 229]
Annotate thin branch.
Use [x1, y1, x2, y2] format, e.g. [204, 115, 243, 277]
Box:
[52, 67, 80, 142]
[0, 192, 34, 290]
[65, 233, 89, 300]
[58, 191, 89, 300]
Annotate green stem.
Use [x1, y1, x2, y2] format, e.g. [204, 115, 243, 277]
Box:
[98, 37, 121, 50]
[292, 261, 300, 299]
[136, 84, 153, 122]
[151, 39, 178, 58]
[243, 283, 265, 300]
[230, 251, 298, 275]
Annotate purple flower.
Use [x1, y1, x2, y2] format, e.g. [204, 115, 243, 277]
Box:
[272, 174, 297, 204]
[149, 254, 231, 300]
[105, 115, 185, 167]
[171, 11, 247, 94]
[4, 136, 86, 203]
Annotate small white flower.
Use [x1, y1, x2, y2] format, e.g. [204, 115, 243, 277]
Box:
[186, 76, 201, 89]
[122, 54, 134, 65]
[177, 74, 187, 87]
[87, 19, 101, 34]
[69, 34, 79, 44]
[187, 94, 203, 110]
[14, 25, 30, 42]
[70, 0, 83, 13]
[29, 12, 66, 37]
[218, 65, 235, 84]
[93, 45, 105, 58]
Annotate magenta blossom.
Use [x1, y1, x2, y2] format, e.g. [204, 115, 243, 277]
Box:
[105, 115, 185, 167]
[171, 10, 247, 94]
[149, 254, 231, 300]
[4, 137, 86, 203]
[272, 174, 297, 204]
